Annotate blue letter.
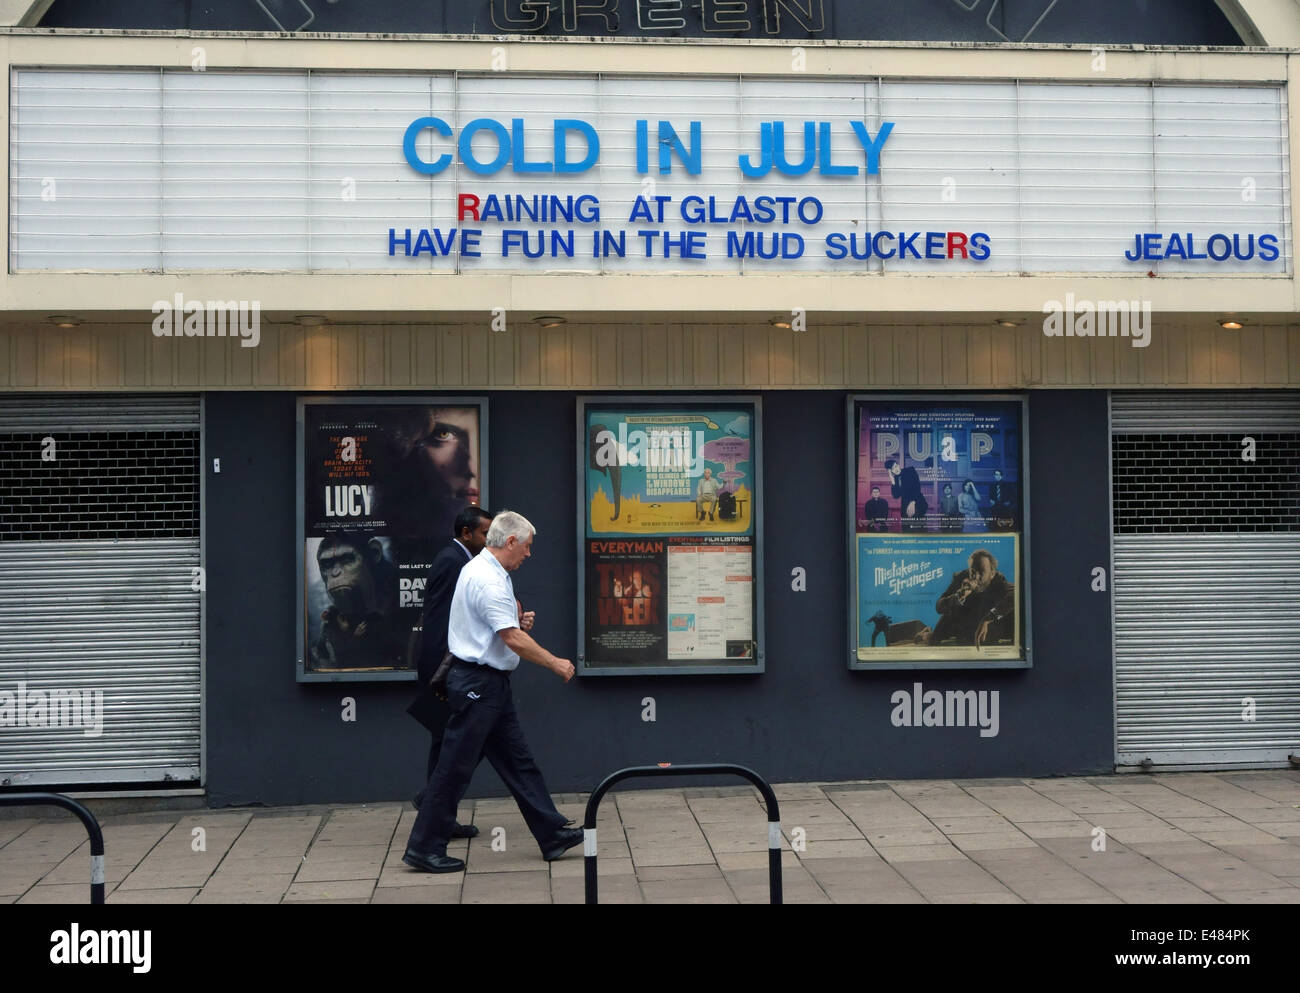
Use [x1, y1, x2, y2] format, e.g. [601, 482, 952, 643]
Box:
[739, 123, 774, 178]
[403, 117, 453, 175]
[659, 121, 702, 175]
[636, 120, 650, 173]
[511, 119, 551, 173]
[459, 119, 512, 175]
[555, 119, 599, 173]
[774, 122, 816, 177]
[388, 228, 412, 256]
[818, 122, 858, 176]
[850, 121, 894, 174]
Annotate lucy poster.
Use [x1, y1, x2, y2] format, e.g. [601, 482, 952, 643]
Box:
[297, 398, 486, 681]
[849, 396, 1029, 668]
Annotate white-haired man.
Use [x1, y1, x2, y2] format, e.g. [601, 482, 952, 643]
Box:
[403, 510, 581, 873]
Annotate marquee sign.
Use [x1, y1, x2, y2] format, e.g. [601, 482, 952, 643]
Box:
[10, 70, 1290, 276]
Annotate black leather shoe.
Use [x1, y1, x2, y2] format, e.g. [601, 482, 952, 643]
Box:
[402, 849, 465, 873]
[542, 827, 584, 862]
[451, 823, 480, 839]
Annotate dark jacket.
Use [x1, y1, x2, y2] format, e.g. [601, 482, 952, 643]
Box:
[891, 466, 928, 519]
[417, 540, 474, 685]
[930, 569, 1015, 646]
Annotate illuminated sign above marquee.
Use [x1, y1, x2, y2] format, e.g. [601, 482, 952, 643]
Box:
[489, 0, 825, 36]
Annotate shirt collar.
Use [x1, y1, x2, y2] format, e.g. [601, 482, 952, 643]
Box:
[478, 547, 509, 578]
[452, 538, 472, 560]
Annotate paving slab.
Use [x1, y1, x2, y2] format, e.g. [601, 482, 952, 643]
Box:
[371, 885, 463, 903]
[17, 882, 107, 904]
[283, 879, 377, 902]
[107, 888, 198, 904]
[640, 875, 736, 904]
[870, 840, 966, 863]
[461, 870, 551, 904]
[551, 875, 643, 904]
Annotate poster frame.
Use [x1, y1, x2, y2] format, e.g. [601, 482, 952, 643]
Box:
[846, 392, 1033, 672]
[576, 394, 765, 678]
[295, 394, 489, 683]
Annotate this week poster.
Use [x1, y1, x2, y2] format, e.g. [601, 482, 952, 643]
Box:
[581, 401, 760, 673]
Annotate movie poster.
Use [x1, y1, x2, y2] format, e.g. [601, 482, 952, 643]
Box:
[298, 399, 485, 680]
[580, 400, 761, 674]
[851, 398, 1027, 666]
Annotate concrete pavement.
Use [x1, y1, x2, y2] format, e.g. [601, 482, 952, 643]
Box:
[2, 770, 1299, 904]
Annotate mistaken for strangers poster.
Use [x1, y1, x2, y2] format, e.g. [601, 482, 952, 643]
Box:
[581, 401, 761, 674]
[852, 398, 1027, 666]
[300, 400, 484, 677]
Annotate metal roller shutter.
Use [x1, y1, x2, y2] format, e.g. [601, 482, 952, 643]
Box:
[1111, 391, 1300, 770]
[0, 393, 201, 787]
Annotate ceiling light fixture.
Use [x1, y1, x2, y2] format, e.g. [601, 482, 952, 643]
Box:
[996, 319, 1018, 328]
[47, 315, 82, 328]
[295, 315, 329, 327]
[533, 315, 567, 328]
[1219, 319, 1243, 330]
[769, 318, 792, 329]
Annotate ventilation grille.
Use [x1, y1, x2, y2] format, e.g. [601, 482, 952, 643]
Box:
[0, 432, 199, 541]
[1112, 433, 1300, 534]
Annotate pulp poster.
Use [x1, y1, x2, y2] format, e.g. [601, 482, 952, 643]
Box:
[300, 400, 484, 677]
[582, 403, 759, 671]
[853, 399, 1025, 664]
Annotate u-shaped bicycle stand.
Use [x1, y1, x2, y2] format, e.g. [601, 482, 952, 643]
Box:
[583, 763, 782, 905]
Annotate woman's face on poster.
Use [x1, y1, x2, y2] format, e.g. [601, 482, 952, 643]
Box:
[413, 408, 479, 505]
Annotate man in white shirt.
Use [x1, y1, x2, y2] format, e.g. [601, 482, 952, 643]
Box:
[403, 510, 582, 873]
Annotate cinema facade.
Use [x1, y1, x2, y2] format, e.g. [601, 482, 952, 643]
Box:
[0, 10, 1298, 807]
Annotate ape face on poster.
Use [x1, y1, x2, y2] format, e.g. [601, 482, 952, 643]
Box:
[848, 395, 1030, 669]
[578, 397, 763, 676]
[296, 397, 487, 681]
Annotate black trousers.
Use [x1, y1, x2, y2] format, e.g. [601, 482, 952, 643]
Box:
[407, 662, 567, 856]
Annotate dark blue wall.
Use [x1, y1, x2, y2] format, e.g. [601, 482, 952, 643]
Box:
[204, 388, 1113, 807]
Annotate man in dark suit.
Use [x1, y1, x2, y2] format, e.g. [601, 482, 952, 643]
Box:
[863, 485, 890, 532]
[986, 469, 1018, 530]
[886, 459, 928, 531]
[411, 505, 493, 836]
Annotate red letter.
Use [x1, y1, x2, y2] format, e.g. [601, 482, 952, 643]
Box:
[947, 231, 969, 259]
[458, 194, 481, 221]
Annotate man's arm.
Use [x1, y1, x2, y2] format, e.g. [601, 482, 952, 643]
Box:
[499, 627, 574, 682]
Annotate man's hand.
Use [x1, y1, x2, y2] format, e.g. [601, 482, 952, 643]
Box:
[520, 609, 536, 632]
[552, 657, 575, 682]
[974, 619, 990, 647]
[905, 500, 916, 517]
